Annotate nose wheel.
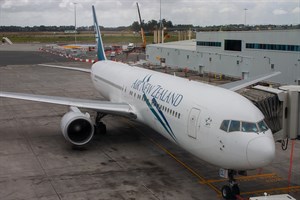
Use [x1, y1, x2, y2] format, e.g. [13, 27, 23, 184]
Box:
[221, 185, 240, 200]
[221, 170, 240, 200]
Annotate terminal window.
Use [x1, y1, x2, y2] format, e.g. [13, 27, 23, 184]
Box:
[197, 41, 221, 47]
[246, 43, 300, 52]
[224, 40, 242, 51]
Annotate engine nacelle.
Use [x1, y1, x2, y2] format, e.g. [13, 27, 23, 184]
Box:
[61, 107, 94, 146]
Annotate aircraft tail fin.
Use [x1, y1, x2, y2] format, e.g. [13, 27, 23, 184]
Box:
[92, 5, 106, 61]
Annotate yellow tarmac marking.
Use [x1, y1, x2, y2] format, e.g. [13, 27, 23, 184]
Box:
[240, 186, 300, 196]
[62, 45, 81, 49]
[125, 120, 300, 198]
[202, 173, 277, 184]
[148, 137, 221, 195]
[127, 122, 221, 195]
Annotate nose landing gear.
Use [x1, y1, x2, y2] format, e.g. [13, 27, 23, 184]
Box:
[221, 170, 240, 200]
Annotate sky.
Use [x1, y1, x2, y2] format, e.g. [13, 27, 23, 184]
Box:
[0, 0, 299, 27]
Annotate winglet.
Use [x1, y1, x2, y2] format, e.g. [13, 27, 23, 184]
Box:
[92, 5, 106, 61]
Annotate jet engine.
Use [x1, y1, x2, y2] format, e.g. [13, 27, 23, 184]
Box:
[61, 107, 94, 146]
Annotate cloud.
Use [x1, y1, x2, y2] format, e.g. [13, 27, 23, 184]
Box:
[59, 0, 72, 8]
[172, 7, 194, 14]
[219, 7, 235, 13]
[292, 7, 300, 14]
[2, 0, 29, 8]
[272, 9, 287, 15]
[0, 0, 299, 26]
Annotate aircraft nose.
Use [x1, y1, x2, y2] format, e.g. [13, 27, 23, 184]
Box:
[247, 136, 275, 168]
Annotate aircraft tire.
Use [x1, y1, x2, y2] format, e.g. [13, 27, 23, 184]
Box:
[232, 184, 240, 197]
[221, 185, 232, 199]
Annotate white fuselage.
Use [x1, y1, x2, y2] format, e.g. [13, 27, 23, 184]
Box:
[91, 60, 275, 170]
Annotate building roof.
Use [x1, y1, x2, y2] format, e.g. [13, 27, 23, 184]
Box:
[147, 40, 196, 51]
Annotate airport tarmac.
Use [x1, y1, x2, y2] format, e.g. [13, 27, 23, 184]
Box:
[0, 43, 43, 51]
[0, 49, 300, 200]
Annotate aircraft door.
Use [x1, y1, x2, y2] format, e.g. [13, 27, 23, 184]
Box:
[187, 108, 201, 139]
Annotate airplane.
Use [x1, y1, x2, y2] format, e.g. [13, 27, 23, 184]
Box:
[0, 6, 281, 200]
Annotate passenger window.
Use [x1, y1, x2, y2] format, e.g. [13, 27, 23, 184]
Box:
[258, 120, 269, 132]
[242, 122, 258, 133]
[220, 120, 230, 132]
[229, 120, 240, 132]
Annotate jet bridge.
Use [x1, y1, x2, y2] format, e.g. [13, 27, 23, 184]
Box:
[240, 85, 300, 143]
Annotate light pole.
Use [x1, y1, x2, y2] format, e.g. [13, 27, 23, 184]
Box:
[244, 8, 248, 26]
[73, 2, 77, 44]
[160, 0, 163, 43]
[0, 6, 2, 27]
[159, 0, 162, 30]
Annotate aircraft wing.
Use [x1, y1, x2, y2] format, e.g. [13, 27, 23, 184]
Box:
[38, 64, 91, 73]
[0, 92, 136, 119]
[220, 71, 281, 91]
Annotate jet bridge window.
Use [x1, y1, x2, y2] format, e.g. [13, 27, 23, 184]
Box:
[241, 122, 258, 133]
[229, 120, 240, 132]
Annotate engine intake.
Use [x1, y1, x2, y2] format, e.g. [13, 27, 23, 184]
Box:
[61, 107, 94, 146]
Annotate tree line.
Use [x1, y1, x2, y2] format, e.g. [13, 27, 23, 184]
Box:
[0, 20, 299, 32]
[0, 18, 174, 32]
[131, 19, 174, 32]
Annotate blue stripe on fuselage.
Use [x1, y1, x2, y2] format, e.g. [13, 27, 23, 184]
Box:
[143, 94, 177, 143]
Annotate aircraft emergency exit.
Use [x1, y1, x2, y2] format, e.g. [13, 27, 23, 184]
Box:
[0, 6, 281, 199]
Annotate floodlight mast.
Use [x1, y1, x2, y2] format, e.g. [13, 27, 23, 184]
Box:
[160, 0, 164, 43]
[73, 2, 77, 44]
[244, 8, 248, 26]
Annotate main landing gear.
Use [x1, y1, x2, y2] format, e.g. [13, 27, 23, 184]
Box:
[221, 170, 240, 200]
[95, 112, 107, 135]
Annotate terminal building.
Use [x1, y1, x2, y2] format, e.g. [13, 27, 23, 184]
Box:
[146, 30, 300, 85]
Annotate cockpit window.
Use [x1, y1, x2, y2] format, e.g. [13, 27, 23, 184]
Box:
[229, 120, 240, 132]
[242, 122, 258, 133]
[258, 120, 269, 132]
[221, 119, 269, 133]
[220, 120, 230, 132]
